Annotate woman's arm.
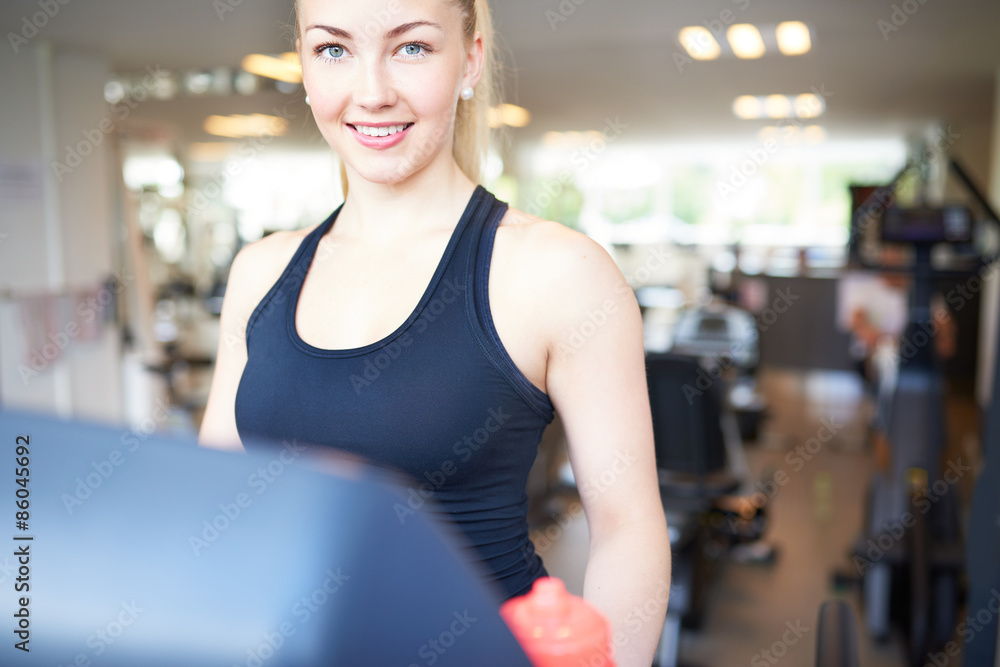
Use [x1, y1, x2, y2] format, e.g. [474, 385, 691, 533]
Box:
[532, 223, 671, 666]
[198, 246, 254, 452]
[199, 233, 297, 452]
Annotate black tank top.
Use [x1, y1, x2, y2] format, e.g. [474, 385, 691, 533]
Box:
[234, 185, 555, 601]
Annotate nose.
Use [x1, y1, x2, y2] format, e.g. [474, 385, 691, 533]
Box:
[352, 57, 396, 112]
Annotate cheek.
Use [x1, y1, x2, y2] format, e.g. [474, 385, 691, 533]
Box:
[399, 70, 460, 118]
[302, 68, 340, 106]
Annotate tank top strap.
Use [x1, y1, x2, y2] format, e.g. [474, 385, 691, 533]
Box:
[244, 204, 343, 351]
[450, 185, 507, 287]
[460, 190, 556, 423]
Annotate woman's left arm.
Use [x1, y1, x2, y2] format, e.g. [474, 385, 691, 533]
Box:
[536, 226, 671, 667]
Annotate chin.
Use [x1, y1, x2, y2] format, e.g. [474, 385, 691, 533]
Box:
[344, 160, 420, 187]
[349, 151, 445, 186]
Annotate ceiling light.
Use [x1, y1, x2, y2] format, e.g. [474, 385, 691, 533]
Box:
[679, 27, 721, 60]
[204, 114, 288, 138]
[188, 142, 236, 162]
[488, 104, 531, 128]
[540, 130, 605, 149]
[733, 95, 763, 119]
[776, 21, 811, 56]
[727, 24, 766, 59]
[151, 74, 178, 100]
[500, 104, 531, 128]
[234, 70, 259, 95]
[184, 71, 213, 95]
[104, 80, 125, 104]
[734, 93, 825, 120]
[542, 131, 565, 148]
[241, 53, 302, 84]
[803, 125, 826, 144]
[764, 94, 792, 118]
[793, 93, 825, 118]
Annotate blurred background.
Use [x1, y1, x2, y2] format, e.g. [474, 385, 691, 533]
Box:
[1, 1, 999, 665]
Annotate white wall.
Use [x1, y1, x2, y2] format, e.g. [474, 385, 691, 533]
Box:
[0, 41, 123, 424]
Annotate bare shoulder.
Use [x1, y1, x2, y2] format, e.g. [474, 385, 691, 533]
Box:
[493, 207, 636, 351]
[496, 206, 631, 302]
[225, 225, 318, 317]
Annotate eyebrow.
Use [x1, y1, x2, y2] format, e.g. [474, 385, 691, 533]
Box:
[305, 20, 443, 41]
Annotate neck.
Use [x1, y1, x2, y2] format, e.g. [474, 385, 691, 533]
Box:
[335, 155, 478, 244]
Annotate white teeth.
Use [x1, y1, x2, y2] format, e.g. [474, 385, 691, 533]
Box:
[354, 124, 409, 137]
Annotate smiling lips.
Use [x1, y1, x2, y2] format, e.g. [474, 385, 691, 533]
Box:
[350, 123, 412, 136]
[348, 122, 414, 148]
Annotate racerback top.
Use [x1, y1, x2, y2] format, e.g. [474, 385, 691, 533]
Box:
[234, 185, 556, 601]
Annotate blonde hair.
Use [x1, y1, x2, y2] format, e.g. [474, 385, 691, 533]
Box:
[294, 0, 503, 199]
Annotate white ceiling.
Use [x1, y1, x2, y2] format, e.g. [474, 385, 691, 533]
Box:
[2, 0, 998, 147]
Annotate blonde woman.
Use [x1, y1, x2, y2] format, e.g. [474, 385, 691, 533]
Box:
[198, 0, 669, 662]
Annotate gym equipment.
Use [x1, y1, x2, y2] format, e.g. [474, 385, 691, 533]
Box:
[962, 275, 1000, 666]
[669, 302, 768, 442]
[815, 600, 861, 667]
[646, 352, 768, 667]
[670, 302, 760, 370]
[0, 407, 534, 666]
[849, 156, 1000, 667]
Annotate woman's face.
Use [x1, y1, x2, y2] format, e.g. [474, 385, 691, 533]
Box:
[297, 0, 480, 185]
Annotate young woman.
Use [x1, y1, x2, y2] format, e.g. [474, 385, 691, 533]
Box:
[198, 0, 670, 663]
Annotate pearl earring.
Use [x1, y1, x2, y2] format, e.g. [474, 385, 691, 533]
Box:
[305, 95, 311, 106]
[460, 86, 474, 101]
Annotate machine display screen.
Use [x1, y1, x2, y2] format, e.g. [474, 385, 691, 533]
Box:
[880, 205, 973, 244]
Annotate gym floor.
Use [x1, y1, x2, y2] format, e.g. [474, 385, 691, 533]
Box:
[540, 366, 981, 667]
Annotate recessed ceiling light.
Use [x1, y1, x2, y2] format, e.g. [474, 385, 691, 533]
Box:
[104, 80, 125, 104]
[488, 104, 531, 129]
[734, 93, 826, 120]
[764, 94, 792, 118]
[241, 53, 302, 84]
[188, 142, 235, 162]
[234, 70, 259, 95]
[727, 24, 766, 59]
[733, 95, 763, 120]
[679, 27, 721, 60]
[542, 131, 564, 148]
[793, 93, 825, 118]
[184, 71, 213, 95]
[776, 21, 811, 56]
[204, 114, 288, 138]
[803, 125, 826, 144]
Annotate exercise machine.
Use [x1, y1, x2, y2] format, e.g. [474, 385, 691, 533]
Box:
[963, 271, 1000, 666]
[816, 600, 861, 667]
[670, 300, 768, 442]
[646, 351, 769, 667]
[0, 408, 535, 666]
[848, 156, 1000, 667]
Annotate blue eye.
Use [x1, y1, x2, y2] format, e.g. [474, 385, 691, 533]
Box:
[399, 42, 433, 59]
[319, 44, 345, 60]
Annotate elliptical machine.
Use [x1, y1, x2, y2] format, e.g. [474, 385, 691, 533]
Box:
[963, 275, 1000, 667]
[848, 155, 1000, 667]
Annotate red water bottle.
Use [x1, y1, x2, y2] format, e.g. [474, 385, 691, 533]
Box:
[500, 576, 616, 667]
